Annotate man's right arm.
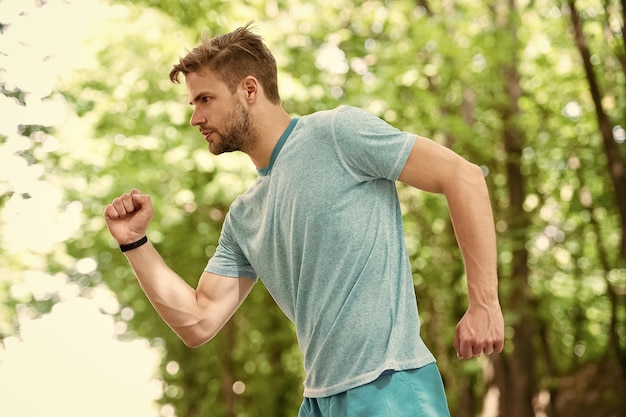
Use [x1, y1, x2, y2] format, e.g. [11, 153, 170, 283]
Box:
[104, 189, 255, 347]
[124, 242, 254, 347]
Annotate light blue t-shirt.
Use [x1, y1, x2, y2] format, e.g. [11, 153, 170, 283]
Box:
[206, 106, 436, 398]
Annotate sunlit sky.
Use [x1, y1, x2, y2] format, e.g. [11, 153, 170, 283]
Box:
[0, 0, 111, 252]
[0, 298, 163, 417]
[0, 1, 165, 416]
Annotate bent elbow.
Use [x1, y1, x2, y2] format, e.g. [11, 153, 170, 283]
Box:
[464, 162, 486, 183]
[181, 336, 205, 348]
[443, 162, 486, 195]
[177, 326, 215, 348]
[181, 333, 212, 348]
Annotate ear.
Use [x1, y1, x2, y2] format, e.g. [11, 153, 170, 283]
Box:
[241, 76, 259, 103]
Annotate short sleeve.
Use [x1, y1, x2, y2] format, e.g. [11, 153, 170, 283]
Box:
[205, 213, 258, 280]
[331, 106, 416, 181]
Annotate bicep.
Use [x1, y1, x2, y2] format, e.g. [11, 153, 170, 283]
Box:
[195, 272, 255, 335]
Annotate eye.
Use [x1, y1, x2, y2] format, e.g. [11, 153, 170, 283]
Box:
[201, 96, 211, 103]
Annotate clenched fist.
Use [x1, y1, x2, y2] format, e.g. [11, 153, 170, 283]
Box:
[104, 189, 153, 245]
[453, 302, 504, 360]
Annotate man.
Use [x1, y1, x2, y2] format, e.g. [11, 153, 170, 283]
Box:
[104, 24, 504, 416]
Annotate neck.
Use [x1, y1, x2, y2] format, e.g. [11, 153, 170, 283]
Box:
[246, 105, 292, 169]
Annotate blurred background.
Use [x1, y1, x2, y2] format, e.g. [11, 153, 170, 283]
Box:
[0, 0, 625, 416]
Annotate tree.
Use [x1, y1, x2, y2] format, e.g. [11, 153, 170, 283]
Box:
[4, 0, 626, 415]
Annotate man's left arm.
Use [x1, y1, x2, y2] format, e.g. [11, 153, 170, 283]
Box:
[398, 136, 505, 360]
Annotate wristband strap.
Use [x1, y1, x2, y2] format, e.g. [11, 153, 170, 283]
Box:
[120, 236, 148, 252]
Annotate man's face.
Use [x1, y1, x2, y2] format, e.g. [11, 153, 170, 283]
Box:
[186, 70, 256, 155]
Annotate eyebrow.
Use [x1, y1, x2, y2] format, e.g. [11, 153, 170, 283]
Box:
[189, 90, 212, 106]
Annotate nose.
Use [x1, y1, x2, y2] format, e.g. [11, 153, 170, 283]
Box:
[190, 107, 206, 127]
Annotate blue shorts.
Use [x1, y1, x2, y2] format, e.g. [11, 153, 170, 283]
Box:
[298, 363, 451, 417]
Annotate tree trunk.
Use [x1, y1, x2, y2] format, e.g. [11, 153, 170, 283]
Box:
[568, 0, 626, 265]
[567, 0, 626, 379]
[493, 1, 536, 416]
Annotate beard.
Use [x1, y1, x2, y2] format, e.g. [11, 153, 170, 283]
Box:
[208, 98, 257, 155]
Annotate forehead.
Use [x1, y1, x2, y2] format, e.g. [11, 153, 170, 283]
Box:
[185, 70, 230, 102]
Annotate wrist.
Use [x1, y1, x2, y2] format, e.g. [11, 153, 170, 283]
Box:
[120, 236, 148, 252]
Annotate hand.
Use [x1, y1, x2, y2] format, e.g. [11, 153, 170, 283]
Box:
[104, 189, 154, 245]
[454, 302, 504, 360]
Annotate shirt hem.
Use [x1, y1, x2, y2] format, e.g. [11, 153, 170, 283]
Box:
[302, 357, 437, 398]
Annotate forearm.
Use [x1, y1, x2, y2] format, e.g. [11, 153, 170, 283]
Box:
[123, 241, 205, 339]
[444, 163, 499, 307]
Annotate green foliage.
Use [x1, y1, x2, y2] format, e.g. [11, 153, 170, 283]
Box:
[2, 0, 626, 415]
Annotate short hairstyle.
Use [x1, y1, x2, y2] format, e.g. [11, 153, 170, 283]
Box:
[169, 23, 280, 104]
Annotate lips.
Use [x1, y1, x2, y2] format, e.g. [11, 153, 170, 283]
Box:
[201, 130, 214, 142]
